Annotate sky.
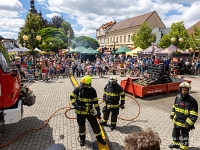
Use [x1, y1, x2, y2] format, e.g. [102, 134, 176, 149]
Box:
[0, 0, 200, 39]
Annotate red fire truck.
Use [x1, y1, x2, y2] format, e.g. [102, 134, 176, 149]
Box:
[0, 38, 35, 135]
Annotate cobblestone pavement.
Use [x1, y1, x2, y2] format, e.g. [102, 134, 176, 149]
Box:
[0, 74, 199, 150]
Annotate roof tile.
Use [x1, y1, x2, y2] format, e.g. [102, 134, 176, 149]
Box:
[187, 20, 200, 34]
[107, 11, 155, 32]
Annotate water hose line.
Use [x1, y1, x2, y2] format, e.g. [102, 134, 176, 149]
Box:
[0, 94, 140, 147]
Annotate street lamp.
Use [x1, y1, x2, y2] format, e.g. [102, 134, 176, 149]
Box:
[112, 41, 118, 54]
[171, 37, 184, 51]
[23, 33, 41, 79]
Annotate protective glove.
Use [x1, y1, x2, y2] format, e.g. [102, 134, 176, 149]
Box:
[73, 102, 83, 110]
[96, 110, 101, 119]
[103, 96, 106, 102]
[120, 104, 125, 109]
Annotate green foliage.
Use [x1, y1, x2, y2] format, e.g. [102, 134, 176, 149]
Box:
[71, 36, 100, 50]
[187, 26, 200, 51]
[131, 22, 155, 49]
[51, 15, 64, 28]
[158, 21, 189, 49]
[59, 21, 75, 39]
[172, 51, 181, 55]
[38, 27, 68, 52]
[18, 13, 44, 49]
[18, 13, 75, 52]
[42, 18, 52, 27]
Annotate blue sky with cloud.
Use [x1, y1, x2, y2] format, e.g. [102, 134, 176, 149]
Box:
[0, 0, 200, 39]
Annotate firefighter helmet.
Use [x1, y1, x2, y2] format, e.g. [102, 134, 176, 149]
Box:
[179, 82, 191, 93]
[80, 75, 92, 86]
[108, 76, 117, 86]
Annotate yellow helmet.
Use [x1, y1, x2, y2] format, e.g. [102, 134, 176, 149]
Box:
[179, 82, 191, 93]
[81, 75, 92, 85]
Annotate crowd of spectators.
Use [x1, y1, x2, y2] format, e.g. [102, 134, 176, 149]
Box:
[12, 53, 200, 83]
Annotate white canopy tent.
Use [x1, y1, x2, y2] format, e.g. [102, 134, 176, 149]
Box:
[34, 48, 41, 51]
[7, 47, 29, 52]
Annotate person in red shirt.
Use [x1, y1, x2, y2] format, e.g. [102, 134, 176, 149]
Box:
[42, 65, 48, 81]
[154, 56, 160, 65]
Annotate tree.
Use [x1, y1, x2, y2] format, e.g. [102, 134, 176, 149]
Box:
[71, 36, 100, 50]
[18, 13, 44, 49]
[59, 21, 75, 39]
[38, 27, 67, 52]
[42, 18, 52, 27]
[187, 26, 200, 58]
[188, 26, 200, 49]
[158, 21, 189, 49]
[131, 22, 155, 49]
[51, 15, 64, 28]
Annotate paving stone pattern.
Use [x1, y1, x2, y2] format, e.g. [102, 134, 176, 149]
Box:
[0, 75, 199, 150]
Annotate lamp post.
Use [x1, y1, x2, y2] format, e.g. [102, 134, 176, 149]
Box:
[67, 30, 70, 51]
[23, 33, 41, 79]
[112, 41, 118, 54]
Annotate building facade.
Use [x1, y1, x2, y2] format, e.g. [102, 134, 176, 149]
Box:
[96, 11, 166, 51]
[187, 20, 200, 34]
[96, 21, 116, 49]
[152, 27, 170, 45]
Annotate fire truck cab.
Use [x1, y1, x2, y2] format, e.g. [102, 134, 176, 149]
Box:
[0, 39, 35, 135]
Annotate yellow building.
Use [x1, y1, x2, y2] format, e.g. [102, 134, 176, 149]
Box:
[96, 11, 166, 52]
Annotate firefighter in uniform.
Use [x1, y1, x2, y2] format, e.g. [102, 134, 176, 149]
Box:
[100, 76, 125, 130]
[70, 75, 106, 146]
[169, 82, 198, 150]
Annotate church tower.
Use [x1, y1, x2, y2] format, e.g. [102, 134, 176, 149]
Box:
[29, 0, 38, 14]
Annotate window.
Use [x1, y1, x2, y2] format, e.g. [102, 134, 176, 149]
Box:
[120, 36, 122, 43]
[113, 37, 115, 42]
[111, 37, 112, 43]
[116, 37, 118, 42]
[107, 38, 109, 44]
[124, 36, 126, 42]
[128, 35, 131, 42]
[0, 44, 13, 73]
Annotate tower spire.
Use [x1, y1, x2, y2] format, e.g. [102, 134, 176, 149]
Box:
[29, 0, 38, 14]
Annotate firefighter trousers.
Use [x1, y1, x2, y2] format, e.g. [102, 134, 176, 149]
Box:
[172, 125, 189, 150]
[77, 114, 102, 141]
[102, 108, 119, 126]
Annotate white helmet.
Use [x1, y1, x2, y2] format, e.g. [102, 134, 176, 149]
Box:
[179, 82, 191, 93]
[108, 76, 117, 86]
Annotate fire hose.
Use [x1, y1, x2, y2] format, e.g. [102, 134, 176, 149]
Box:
[65, 94, 140, 121]
[0, 94, 140, 147]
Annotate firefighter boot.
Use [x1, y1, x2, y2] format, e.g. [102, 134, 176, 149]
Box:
[96, 135, 106, 145]
[168, 144, 180, 149]
[79, 135, 85, 147]
[110, 125, 116, 131]
[100, 121, 107, 126]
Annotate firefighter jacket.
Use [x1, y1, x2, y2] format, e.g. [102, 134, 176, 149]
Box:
[70, 86, 100, 115]
[103, 83, 125, 109]
[170, 94, 198, 128]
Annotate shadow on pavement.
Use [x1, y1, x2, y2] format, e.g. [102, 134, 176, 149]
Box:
[109, 141, 124, 150]
[141, 92, 179, 101]
[189, 147, 200, 150]
[115, 125, 142, 134]
[0, 117, 54, 150]
[84, 140, 98, 150]
[140, 90, 197, 101]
